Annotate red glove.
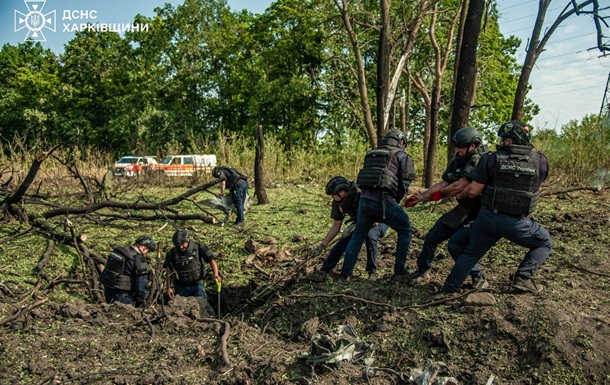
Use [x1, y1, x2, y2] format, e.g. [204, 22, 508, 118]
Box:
[404, 195, 419, 208]
[429, 190, 443, 202]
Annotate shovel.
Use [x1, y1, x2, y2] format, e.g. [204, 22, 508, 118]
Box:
[215, 278, 222, 319]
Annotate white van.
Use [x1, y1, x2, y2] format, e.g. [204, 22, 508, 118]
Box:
[150, 154, 217, 176]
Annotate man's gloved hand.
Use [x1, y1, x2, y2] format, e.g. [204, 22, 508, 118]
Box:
[312, 243, 325, 257]
[404, 195, 419, 208]
[429, 190, 443, 202]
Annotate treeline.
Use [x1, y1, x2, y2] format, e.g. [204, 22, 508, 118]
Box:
[1, 0, 530, 158]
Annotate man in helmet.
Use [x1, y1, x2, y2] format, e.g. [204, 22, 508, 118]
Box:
[404, 127, 489, 288]
[312, 176, 389, 281]
[437, 121, 552, 297]
[99, 235, 156, 307]
[338, 129, 416, 279]
[212, 166, 249, 227]
[164, 230, 221, 316]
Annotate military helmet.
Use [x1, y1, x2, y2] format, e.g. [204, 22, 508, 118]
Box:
[498, 120, 531, 145]
[172, 230, 190, 247]
[325, 176, 350, 195]
[451, 127, 482, 148]
[383, 129, 407, 144]
[135, 235, 156, 252]
[212, 167, 221, 178]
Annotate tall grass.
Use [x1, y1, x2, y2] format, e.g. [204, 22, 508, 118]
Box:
[533, 114, 610, 187]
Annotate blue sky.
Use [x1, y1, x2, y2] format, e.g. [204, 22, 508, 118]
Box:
[1, 0, 608, 131]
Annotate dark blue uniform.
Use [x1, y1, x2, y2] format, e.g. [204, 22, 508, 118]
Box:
[442, 146, 552, 292]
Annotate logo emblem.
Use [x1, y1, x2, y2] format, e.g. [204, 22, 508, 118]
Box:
[14, 0, 56, 42]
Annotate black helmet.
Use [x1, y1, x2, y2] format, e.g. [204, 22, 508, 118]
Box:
[382, 129, 407, 144]
[135, 235, 156, 252]
[325, 176, 350, 195]
[172, 230, 189, 247]
[498, 121, 531, 145]
[212, 167, 221, 178]
[452, 127, 482, 148]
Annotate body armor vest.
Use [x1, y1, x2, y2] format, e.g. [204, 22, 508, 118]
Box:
[339, 182, 360, 219]
[440, 146, 489, 229]
[481, 144, 540, 216]
[170, 242, 204, 284]
[356, 145, 415, 199]
[220, 167, 247, 189]
[99, 246, 144, 291]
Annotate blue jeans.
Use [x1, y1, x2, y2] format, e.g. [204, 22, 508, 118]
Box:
[105, 289, 135, 305]
[321, 223, 389, 273]
[175, 280, 216, 316]
[443, 207, 552, 292]
[417, 220, 483, 279]
[231, 183, 248, 223]
[341, 198, 412, 277]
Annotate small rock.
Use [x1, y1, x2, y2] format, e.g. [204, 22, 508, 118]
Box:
[464, 292, 496, 306]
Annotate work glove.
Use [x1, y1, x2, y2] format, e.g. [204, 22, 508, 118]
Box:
[312, 243, 325, 257]
[429, 190, 444, 202]
[341, 223, 356, 238]
[404, 195, 419, 208]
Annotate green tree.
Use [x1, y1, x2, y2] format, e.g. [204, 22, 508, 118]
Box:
[59, 30, 135, 153]
[0, 42, 61, 146]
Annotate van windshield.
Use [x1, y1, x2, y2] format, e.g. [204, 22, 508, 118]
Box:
[117, 157, 139, 164]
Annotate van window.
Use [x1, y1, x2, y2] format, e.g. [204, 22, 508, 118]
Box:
[183, 157, 193, 165]
[161, 157, 172, 165]
[172, 157, 181, 165]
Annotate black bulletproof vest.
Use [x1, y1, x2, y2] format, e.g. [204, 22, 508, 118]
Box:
[171, 242, 204, 284]
[357, 145, 403, 198]
[220, 167, 247, 189]
[99, 246, 138, 291]
[481, 144, 540, 216]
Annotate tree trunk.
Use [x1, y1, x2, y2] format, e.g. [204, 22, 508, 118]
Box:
[254, 124, 269, 204]
[335, 0, 377, 148]
[377, 0, 391, 143]
[447, 0, 470, 162]
[449, 0, 484, 145]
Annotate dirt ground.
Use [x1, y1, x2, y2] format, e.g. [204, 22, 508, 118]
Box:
[1, 190, 609, 385]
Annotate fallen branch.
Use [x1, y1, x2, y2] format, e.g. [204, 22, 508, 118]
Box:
[0, 297, 49, 327]
[567, 262, 610, 278]
[0, 144, 61, 212]
[35, 240, 54, 280]
[39, 180, 220, 220]
[197, 317, 232, 368]
[410, 288, 496, 309]
[540, 186, 604, 197]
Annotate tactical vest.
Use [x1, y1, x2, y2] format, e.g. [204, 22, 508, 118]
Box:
[439, 146, 489, 229]
[443, 145, 489, 183]
[99, 246, 147, 291]
[481, 144, 540, 216]
[339, 182, 360, 219]
[170, 242, 204, 284]
[220, 167, 247, 189]
[356, 145, 416, 200]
